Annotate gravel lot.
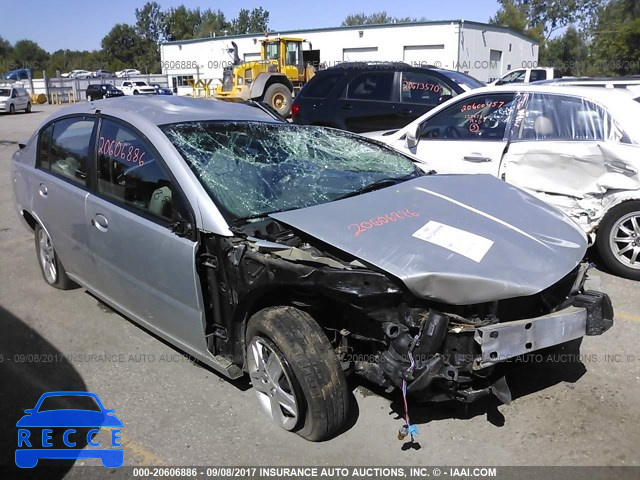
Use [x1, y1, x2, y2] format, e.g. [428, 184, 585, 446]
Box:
[1, 104, 639, 476]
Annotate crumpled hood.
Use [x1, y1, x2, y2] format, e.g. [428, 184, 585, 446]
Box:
[271, 175, 587, 305]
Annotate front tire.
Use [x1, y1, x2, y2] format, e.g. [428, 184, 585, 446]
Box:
[246, 306, 349, 441]
[597, 201, 640, 280]
[9, 103, 15, 114]
[133, 90, 139, 95]
[263, 83, 293, 117]
[25, 102, 31, 113]
[35, 224, 76, 289]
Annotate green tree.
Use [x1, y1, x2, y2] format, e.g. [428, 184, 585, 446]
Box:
[162, 6, 203, 41]
[196, 8, 230, 37]
[101, 24, 144, 69]
[341, 11, 423, 26]
[0, 36, 14, 72]
[231, 7, 269, 34]
[135, 1, 164, 43]
[490, 0, 602, 41]
[590, 0, 640, 74]
[542, 26, 589, 75]
[11, 39, 50, 74]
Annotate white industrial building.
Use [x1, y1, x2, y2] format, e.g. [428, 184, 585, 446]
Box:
[160, 20, 539, 94]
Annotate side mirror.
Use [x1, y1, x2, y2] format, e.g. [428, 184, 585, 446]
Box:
[405, 124, 419, 149]
[24, 409, 34, 415]
[171, 219, 192, 238]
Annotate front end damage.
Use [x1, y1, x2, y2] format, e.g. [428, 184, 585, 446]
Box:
[196, 175, 614, 405]
[199, 216, 613, 405]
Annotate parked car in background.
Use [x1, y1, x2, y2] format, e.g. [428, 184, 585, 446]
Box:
[150, 83, 173, 95]
[86, 84, 125, 101]
[119, 81, 155, 95]
[490, 67, 556, 85]
[68, 70, 92, 79]
[533, 76, 640, 97]
[12, 96, 613, 441]
[91, 69, 115, 78]
[364, 85, 640, 280]
[0, 84, 31, 113]
[115, 69, 141, 78]
[292, 62, 482, 132]
[3, 68, 32, 81]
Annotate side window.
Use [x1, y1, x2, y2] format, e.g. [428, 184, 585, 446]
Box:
[419, 94, 517, 141]
[38, 124, 54, 170]
[97, 119, 177, 222]
[347, 72, 394, 101]
[497, 70, 526, 85]
[401, 72, 453, 106]
[49, 118, 95, 185]
[515, 93, 610, 141]
[529, 69, 548, 82]
[301, 72, 345, 98]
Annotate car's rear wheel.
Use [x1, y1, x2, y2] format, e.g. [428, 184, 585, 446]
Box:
[25, 102, 31, 113]
[597, 201, 640, 280]
[9, 103, 15, 114]
[35, 224, 76, 289]
[246, 306, 349, 441]
[263, 83, 292, 117]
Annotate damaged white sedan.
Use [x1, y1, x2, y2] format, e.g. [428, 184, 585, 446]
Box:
[364, 85, 640, 280]
[12, 96, 613, 442]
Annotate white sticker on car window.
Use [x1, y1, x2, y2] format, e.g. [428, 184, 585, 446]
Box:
[412, 221, 493, 262]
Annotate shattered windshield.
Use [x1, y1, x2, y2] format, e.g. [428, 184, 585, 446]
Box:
[161, 122, 420, 221]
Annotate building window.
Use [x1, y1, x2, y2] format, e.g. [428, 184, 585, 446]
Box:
[176, 75, 194, 87]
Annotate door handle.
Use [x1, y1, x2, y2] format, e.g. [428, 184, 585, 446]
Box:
[341, 104, 353, 111]
[606, 161, 637, 175]
[38, 183, 48, 198]
[463, 155, 492, 163]
[91, 214, 109, 232]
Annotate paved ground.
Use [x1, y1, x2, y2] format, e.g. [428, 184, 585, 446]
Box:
[1, 104, 639, 475]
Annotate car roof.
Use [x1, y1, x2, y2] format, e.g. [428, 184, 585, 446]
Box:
[44, 96, 284, 126]
[464, 84, 634, 102]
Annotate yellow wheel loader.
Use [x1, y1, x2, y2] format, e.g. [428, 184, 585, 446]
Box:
[214, 36, 316, 117]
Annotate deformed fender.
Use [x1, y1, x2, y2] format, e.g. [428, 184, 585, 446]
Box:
[249, 73, 293, 100]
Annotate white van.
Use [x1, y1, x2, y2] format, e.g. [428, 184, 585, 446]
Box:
[0, 85, 31, 114]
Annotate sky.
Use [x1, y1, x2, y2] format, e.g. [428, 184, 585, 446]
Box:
[3, 0, 501, 53]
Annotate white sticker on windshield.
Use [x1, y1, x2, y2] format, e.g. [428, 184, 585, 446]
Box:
[412, 221, 494, 262]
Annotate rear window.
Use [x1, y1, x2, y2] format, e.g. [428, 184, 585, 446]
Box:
[300, 72, 345, 98]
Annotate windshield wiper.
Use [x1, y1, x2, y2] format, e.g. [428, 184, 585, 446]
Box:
[332, 174, 419, 201]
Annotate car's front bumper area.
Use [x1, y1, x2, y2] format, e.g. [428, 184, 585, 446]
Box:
[474, 291, 613, 369]
[376, 290, 613, 403]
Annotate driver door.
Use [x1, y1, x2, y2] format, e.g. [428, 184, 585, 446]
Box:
[409, 92, 520, 175]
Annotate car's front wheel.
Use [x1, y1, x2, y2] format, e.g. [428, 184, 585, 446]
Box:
[9, 103, 15, 114]
[34, 224, 76, 289]
[25, 102, 31, 113]
[597, 200, 640, 280]
[246, 306, 350, 441]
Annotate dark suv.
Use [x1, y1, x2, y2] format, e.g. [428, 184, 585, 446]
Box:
[292, 62, 484, 132]
[86, 84, 124, 101]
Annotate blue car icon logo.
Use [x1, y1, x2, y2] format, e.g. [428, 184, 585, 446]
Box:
[15, 391, 123, 468]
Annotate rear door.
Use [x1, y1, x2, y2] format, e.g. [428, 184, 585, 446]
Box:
[409, 92, 519, 175]
[84, 117, 206, 351]
[336, 70, 398, 132]
[500, 93, 639, 203]
[30, 116, 99, 287]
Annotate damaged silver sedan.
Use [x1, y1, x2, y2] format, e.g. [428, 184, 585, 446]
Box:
[12, 96, 613, 441]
